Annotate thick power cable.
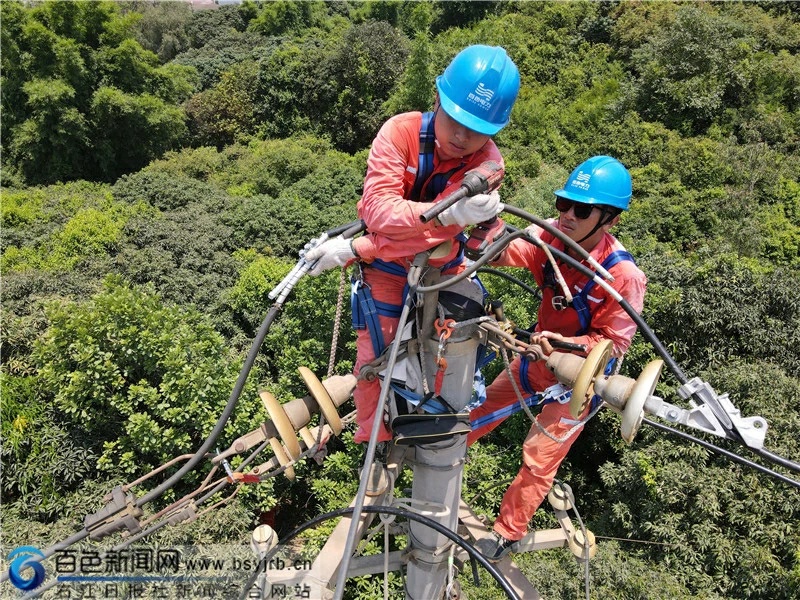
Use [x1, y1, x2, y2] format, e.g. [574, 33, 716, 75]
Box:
[753, 447, 800, 474]
[137, 305, 281, 506]
[643, 419, 800, 489]
[236, 505, 521, 600]
[137, 219, 365, 507]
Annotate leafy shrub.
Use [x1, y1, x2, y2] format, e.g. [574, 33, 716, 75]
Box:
[113, 168, 225, 211]
[2, 202, 137, 274]
[311, 20, 411, 153]
[91, 86, 189, 182]
[627, 5, 752, 135]
[32, 279, 246, 481]
[131, 0, 193, 63]
[597, 358, 800, 600]
[174, 29, 274, 89]
[185, 60, 259, 148]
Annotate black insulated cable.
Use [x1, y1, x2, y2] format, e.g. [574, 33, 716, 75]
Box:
[236, 505, 521, 600]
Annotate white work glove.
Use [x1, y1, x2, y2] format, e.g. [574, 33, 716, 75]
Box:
[437, 191, 501, 227]
[304, 236, 356, 276]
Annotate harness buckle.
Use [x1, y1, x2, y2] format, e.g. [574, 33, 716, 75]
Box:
[552, 296, 570, 311]
[352, 261, 366, 284]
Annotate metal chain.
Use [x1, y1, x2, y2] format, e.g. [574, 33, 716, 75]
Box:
[327, 266, 349, 378]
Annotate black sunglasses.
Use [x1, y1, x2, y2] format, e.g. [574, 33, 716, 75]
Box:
[555, 196, 596, 220]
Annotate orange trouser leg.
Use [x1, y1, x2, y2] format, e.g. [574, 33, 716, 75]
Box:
[353, 328, 396, 444]
[493, 400, 586, 541]
[351, 268, 406, 444]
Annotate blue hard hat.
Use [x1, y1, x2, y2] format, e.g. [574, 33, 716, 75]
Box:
[435, 45, 520, 136]
[555, 156, 632, 210]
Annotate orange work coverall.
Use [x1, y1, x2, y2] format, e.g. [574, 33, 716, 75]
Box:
[349, 111, 503, 444]
[468, 224, 647, 541]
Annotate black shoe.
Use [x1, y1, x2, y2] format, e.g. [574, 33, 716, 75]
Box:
[474, 531, 515, 562]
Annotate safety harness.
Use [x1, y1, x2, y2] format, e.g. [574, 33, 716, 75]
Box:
[351, 110, 466, 357]
[471, 250, 637, 430]
[546, 249, 636, 336]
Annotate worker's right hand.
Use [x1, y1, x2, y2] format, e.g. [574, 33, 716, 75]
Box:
[437, 191, 501, 227]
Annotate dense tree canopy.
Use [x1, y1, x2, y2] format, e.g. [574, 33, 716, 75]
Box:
[1, 2, 799, 599]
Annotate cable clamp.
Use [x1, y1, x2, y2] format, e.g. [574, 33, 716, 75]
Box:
[676, 378, 768, 448]
[84, 486, 144, 541]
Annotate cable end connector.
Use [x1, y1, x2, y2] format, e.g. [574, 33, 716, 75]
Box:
[84, 486, 144, 541]
[166, 501, 199, 526]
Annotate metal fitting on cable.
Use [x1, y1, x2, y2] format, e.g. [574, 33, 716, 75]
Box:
[84, 487, 144, 541]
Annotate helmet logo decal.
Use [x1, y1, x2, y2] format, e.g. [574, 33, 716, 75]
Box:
[474, 83, 494, 101]
[572, 171, 591, 191]
[467, 83, 494, 112]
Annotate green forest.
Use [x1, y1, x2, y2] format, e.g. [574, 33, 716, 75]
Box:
[1, 1, 799, 598]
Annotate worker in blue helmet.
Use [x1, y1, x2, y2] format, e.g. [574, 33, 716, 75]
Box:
[555, 155, 633, 243]
[469, 156, 648, 561]
[436, 44, 521, 135]
[305, 45, 520, 450]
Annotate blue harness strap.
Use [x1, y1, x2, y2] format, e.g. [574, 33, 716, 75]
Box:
[410, 111, 462, 202]
[543, 249, 636, 335]
[351, 259, 407, 356]
[410, 111, 436, 202]
[518, 355, 536, 395]
[391, 384, 451, 415]
[350, 237, 468, 357]
[471, 390, 555, 430]
[350, 278, 402, 357]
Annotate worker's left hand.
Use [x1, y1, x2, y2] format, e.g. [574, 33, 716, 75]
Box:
[530, 331, 567, 357]
[304, 236, 356, 276]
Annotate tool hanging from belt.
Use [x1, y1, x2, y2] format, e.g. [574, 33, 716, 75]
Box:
[433, 318, 455, 396]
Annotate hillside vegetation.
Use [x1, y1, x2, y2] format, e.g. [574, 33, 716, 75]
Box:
[2, 1, 799, 599]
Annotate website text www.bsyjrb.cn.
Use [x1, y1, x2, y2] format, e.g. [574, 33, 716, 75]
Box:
[12, 545, 322, 599]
